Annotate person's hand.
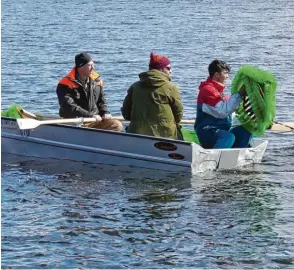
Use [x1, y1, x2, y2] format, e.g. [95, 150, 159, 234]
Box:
[239, 86, 247, 97]
[102, 113, 112, 120]
[93, 115, 102, 122]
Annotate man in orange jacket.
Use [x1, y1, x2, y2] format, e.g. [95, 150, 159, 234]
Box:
[56, 52, 122, 131]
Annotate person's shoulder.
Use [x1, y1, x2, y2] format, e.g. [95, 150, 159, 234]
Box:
[164, 82, 181, 97]
[90, 71, 101, 81]
[57, 73, 69, 84]
[199, 80, 215, 92]
[57, 67, 75, 86]
[129, 80, 142, 89]
[56, 80, 70, 94]
[165, 81, 178, 90]
[90, 71, 104, 88]
[57, 76, 71, 88]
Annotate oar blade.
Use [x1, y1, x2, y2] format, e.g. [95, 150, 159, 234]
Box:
[17, 118, 40, 130]
[270, 123, 294, 132]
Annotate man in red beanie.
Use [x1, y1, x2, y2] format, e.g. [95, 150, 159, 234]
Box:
[121, 52, 183, 139]
[56, 52, 122, 131]
[148, 52, 171, 70]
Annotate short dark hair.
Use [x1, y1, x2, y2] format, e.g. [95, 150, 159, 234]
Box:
[208, 59, 231, 77]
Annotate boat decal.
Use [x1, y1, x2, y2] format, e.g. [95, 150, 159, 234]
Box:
[168, 153, 185, 160]
[154, 142, 177, 151]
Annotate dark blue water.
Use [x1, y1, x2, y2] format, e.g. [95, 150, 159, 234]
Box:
[2, 0, 294, 268]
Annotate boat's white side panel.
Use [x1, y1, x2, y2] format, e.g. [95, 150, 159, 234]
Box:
[236, 140, 268, 167]
[191, 144, 221, 173]
[1, 118, 192, 173]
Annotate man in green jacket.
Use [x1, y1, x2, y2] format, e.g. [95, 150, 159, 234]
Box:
[121, 52, 183, 140]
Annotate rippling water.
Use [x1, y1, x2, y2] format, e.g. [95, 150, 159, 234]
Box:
[1, 0, 294, 268]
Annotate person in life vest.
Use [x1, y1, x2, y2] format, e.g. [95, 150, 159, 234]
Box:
[121, 52, 183, 140]
[56, 52, 122, 131]
[194, 59, 252, 148]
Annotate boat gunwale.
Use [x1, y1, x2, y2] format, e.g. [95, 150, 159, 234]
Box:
[1, 116, 193, 146]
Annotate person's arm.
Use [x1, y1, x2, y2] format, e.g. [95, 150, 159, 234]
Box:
[56, 84, 93, 117]
[169, 85, 183, 123]
[200, 85, 245, 119]
[96, 81, 110, 116]
[202, 93, 242, 119]
[121, 86, 133, 120]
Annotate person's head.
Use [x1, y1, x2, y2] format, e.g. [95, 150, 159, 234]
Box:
[75, 52, 94, 78]
[208, 59, 230, 84]
[149, 52, 172, 77]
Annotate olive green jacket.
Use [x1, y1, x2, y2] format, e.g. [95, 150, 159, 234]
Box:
[121, 69, 183, 139]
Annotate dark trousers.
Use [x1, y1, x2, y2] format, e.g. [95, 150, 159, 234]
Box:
[196, 125, 252, 149]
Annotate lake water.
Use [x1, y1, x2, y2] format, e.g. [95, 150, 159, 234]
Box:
[1, 0, 294, 268]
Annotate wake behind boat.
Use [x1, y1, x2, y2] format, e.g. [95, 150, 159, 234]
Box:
[1, 116, 268, 174]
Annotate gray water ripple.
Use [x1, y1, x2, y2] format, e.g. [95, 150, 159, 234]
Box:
[2, 160, 294, 268]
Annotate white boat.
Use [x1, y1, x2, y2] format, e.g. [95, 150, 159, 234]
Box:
[1, 116, 268, 174]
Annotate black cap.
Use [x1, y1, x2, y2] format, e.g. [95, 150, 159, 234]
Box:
[75, 52, 92, 68]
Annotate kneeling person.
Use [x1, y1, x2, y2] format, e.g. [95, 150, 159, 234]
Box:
[194, 59, 252, 149]
[56, 52, 122, 131]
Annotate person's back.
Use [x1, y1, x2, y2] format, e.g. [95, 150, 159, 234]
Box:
[121, 52, 183, 139]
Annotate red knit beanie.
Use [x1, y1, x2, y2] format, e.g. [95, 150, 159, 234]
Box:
[149, 52, 171, 70]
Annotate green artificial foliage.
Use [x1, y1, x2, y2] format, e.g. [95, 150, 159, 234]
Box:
[231, 65, 277, 136]
[1, 104, 22, 118]
[182, 127, 200, 144]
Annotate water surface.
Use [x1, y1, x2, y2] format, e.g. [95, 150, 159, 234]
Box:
[2, 0, 294, 268]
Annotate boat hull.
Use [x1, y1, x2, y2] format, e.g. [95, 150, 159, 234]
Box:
[1, 117, 268, 173]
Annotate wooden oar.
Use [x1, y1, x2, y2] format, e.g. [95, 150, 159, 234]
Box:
[113, 117, 294, 132]
[112, 116, 195, 125]
[16, 116, 195, 130]
[17, 116, 294, 132]
[270, 122, 294, 132]
[17, 117, 96, 130]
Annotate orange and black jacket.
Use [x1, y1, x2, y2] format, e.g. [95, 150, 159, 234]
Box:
[56, 67, 109, 118]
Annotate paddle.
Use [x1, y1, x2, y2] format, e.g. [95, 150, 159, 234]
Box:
[270, 121, 294, 132]
[112, 117, 294, 132]
[16, 116, 294, 132]
[112, 116, 195, 125]
[17, 117, 96, 130]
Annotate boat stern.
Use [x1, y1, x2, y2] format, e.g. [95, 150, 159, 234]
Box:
[191, 139, 268, 173]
